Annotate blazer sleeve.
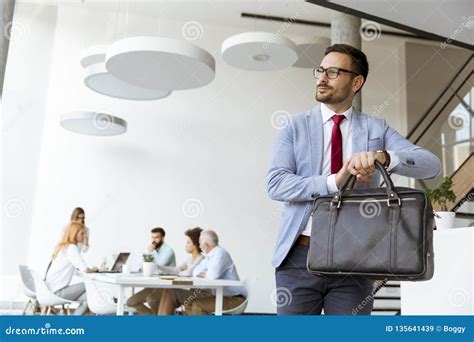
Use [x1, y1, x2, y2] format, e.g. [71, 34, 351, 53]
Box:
[383, 120, 441, 179]
[267, 121, 329, 202]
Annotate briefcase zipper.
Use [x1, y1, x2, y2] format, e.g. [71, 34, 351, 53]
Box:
[313, 198, 419, 213]
[340, 198, 416, 204]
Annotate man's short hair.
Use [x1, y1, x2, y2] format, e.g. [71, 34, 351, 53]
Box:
[200, 230, 219, 246]
[325, 44, 369, 85]
[151, 227, 165, 237]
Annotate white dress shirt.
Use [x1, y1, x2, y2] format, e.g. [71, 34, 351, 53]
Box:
[301, 103, 400, 236]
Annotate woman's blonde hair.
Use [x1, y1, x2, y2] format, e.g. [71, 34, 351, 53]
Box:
[52, 222, 85, 259]
[70, 207, 85, 223]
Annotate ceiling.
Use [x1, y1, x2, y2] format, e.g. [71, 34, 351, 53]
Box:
[308, 0, 474, 50]
[17, 0, 411, 39]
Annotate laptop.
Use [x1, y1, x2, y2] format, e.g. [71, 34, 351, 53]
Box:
[98, 252, 130, 273]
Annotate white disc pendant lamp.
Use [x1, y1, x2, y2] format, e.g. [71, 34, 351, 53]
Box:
[221, 32, 298, 71]
[84, 62, 172, 100]
[105, 36, 215, 91]
[81, 45, 171, 100]
[60, 111, 127, 136]
[80, 45, 107, 68]
[293, 37, 330, 68]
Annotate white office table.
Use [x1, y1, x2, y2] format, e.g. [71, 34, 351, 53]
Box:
[88, 273, 243, 316]
[401, 227, 473, 314]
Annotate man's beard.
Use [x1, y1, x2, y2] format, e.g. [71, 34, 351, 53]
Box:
[316, 90, 333, 103]
[316, 85, 351, 104]
[154, 240, 164, 250]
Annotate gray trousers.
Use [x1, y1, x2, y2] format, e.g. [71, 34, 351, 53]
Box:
[55, 283, 88, 315]
[275, 243, 374, 315]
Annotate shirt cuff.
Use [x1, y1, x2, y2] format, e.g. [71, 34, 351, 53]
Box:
[326, 174, 339, 193]
[386, 150, 400, 172]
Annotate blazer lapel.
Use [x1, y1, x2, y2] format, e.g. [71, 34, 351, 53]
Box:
[306, 105, 324, 175]
[351, 108, 368, 154]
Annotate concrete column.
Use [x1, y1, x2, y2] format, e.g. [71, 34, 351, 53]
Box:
[331, 12, 362, 111]
[0, 0, 15, 97]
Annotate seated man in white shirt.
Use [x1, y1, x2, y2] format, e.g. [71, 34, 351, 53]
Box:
[157, 230, 246, 315]
[126, 227, 176, 315]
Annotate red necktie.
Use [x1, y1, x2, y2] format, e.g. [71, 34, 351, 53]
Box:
[331, 114, 346, 174]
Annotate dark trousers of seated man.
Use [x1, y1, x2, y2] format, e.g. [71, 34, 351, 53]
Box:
[172, 289, 245, 315]
[275, 242, 375, 315]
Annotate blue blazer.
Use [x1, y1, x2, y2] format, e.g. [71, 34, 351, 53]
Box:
[266, 105, 441, 268]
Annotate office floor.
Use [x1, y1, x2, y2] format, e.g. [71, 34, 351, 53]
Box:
[0, 302, 24, 315]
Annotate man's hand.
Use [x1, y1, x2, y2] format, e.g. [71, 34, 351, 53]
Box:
[335, 159, 351, 189]
[348, 151, 386, 176]
[335, 151, 387, 188]
[147, 243, 155, 253]
[197, 272, 207, 278]
[335, 159, 374, 188]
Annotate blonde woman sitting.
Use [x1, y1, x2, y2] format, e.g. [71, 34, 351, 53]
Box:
[45, 222, 98, 315]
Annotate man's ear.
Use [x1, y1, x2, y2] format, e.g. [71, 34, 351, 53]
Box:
[352, 75, 364, 93]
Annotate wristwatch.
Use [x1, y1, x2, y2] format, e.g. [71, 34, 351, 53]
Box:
[376, 150, 390, 169]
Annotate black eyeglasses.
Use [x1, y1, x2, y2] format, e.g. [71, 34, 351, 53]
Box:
[313, 66, 360, 79]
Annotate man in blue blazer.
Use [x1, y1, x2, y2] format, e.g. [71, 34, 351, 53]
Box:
[267, 44, 441, 315]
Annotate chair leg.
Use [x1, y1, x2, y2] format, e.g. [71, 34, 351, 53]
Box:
[66, 306, 71, 316]
[22, 300, 31, 315]
[46, 307, 52, 315]
[40, 306, 47, 315]
[31, 299, 39, 315]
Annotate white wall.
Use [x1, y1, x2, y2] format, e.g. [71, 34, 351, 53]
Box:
[3, 2, 411, 313]
[1, 3, 57, 298]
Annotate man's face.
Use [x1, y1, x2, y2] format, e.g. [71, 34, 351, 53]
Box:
[199, 236, 209, 254]
[151, 232, 163, 246]
[315, 52, 359, 105]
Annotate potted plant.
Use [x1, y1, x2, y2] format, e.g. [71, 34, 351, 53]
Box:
[142, 254, 155, 277]
[428, 177, 457, 230]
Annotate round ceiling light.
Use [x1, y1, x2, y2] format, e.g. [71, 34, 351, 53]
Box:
[105, 36, 215, 90]
[221, 32, 299, 71]
[84, 62, 172, 100]
[60, 111, 127, 136]
[80, 45, 107, 68]
[292, 37, 331, 68]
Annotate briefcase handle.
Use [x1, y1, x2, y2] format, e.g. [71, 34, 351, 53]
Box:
[332, 160, 400, 208]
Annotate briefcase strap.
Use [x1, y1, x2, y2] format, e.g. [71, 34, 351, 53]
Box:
[331, 161, 401, 209]
[326, 203, 402, 273]
[327, 204, 339, 269]
[389, 204, 401, 272]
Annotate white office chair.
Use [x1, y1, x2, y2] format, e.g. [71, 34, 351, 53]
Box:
[216, 277, 257, 316]
[30, 270, 78, 315]
[18, 265, 38, 315]
[82, 275, 135, 315]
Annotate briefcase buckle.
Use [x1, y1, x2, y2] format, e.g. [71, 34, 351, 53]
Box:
[331, 195, 341, 209]
[387, 198, 401, 207]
